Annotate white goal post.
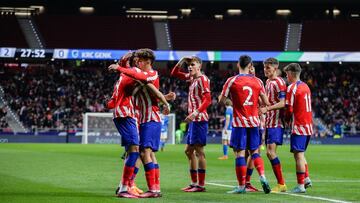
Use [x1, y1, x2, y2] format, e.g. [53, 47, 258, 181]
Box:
[82, 112, 176, 145]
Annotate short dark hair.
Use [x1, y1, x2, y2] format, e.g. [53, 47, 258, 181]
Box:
[263, 57, 279, 65]
[238, 55, 252, 69]
[128, 51, 136, 67]
[135, 48, 155, 64]
[284, 63, 302, 74]
[191, 56, 202, 64]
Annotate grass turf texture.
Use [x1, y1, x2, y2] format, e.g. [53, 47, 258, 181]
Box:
[0, 144, 359, 203]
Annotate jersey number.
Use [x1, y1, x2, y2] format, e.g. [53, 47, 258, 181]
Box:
[243, 86, 253, 106]
[304, 94, 312, 112]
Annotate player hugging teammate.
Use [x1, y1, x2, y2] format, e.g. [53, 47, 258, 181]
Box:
[107, 52, 313, 198]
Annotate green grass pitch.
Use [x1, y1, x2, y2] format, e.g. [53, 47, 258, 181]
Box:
[0, 144, 359, 203]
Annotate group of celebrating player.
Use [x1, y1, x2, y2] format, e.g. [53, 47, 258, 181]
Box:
[107, 48, 313, 198]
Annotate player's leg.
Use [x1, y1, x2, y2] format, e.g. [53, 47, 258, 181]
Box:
[113, 117, 140, 198]
[139, 121, 162, 198]
[219, 129, 229, 159]
[140, 148, 156, 192]
[245, 150, 259, 192]
[290, 134, 310, 193]
[227, 127, 247, 194]
[249, 128, 271, 194]
[150, 122, 162, 194]
[184, 121, 208, 192]
[185, 144, 206, 192]
[304, 157, 312, 188]
[160, 132, 167, 151]
[150, 152, 162, 196]
[293, 151, 306, 193]
[183, 144, 197, 191]
[266, 128, 286, 192]
[128, 158, 144, 195]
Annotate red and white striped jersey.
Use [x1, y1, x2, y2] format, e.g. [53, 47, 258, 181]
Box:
[108, 74, 137, 119]
[132, 69, 161, 124]
[285, 81, 313, 136]
[265, 77, 287, 128]
[221, 74, 265, 128]
[187, 74, 211, 121]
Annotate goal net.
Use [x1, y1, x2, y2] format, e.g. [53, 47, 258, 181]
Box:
[82, 112, 176, 145]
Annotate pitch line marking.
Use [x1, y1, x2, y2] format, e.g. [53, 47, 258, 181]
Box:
[206, 182, 352, 203]
[209, 179, 360, 183]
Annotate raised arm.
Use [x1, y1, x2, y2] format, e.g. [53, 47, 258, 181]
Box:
[170, 57, 190, 80]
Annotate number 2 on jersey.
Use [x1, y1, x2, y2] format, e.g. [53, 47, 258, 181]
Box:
[243, 86, 253, 106]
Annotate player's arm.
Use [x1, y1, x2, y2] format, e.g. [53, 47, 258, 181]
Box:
[284, 85, 294, 122]
[185, 92, 211, 122]
[261, 81, 286, 114]
[170, 57, 190, 80]
[164, 92, 176, 101]
[145, 83, 171, 115]
[260, 98, 285, 114]
[218, 77, 233, 104]
[108, 52, 132, 73]
[218, 94, 227, 104]
[106, 92, 116, 109]
[259, 92, 270, 107]
[117, 66, 157, 83]
[106, 96, 115, 109]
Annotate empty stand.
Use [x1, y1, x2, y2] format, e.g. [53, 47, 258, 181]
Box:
[34, 15, 156, 49]
[0, 16, 28, 47]
[301, 20, 360, 51]
[168, 20, 287, 51]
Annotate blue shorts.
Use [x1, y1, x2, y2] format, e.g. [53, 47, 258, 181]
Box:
[290, 134, 310, 152]
[139, 121, 161, 152]
[259, 128, 264, 146]
[113, 117, 139, 151]
[265, 127, 284, 145]
[186, 121, 208, 146]
[230, 127, 260, 151]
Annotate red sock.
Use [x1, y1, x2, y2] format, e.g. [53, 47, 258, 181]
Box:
[236, 166, 247, 186]
[245, 175, 251, 183]
[129, 167, 139, 187]
[154, 165, 160, 190]
[252, 154, 265, 176]
[190, 169, 197, 184]
[145, 169, 156, 191]
[129, 175, 135, 187]
[296, 172, 305, 184]
[198, 169, 206, 187]
[305, 164, 309, 178]
[144, 162, 156, 191]
[272, 164, 285, 185]
[122, 166, 134, 186]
